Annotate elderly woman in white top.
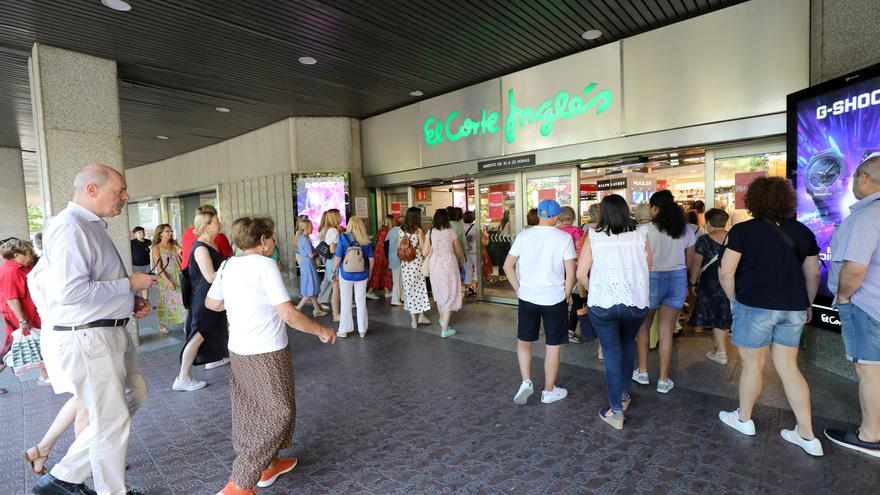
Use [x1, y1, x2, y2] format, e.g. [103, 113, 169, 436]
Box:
[577, 194, 652, 430]
[206, 217, 336, 495]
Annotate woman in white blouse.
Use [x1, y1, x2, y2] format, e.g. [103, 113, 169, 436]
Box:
[206, 216, 336, 495]
[577, 194, 652, 430]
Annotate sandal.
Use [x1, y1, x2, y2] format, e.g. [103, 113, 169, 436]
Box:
[158, 327, 170, 335]
[25, 445, 48, 475]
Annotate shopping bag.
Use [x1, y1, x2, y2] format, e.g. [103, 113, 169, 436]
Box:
[2, 328, 45, 376]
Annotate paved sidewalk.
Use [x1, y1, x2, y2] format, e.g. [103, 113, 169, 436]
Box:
[1, 312, 877, 494]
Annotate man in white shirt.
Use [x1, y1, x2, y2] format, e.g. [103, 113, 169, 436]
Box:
[33, 164, 155, 495]
[503, 199, 576, 405]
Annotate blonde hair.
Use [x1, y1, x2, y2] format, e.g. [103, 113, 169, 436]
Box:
[232, 217, 275, 250]
[292, 218, 312, 250]
[319, 209, 342, 239]
[193, 210, 218, 235]
[557, 206, 576, 225]
[346, 217, 370, 246]
[634, 203, 652, 223]
[381, 214, 394, 229]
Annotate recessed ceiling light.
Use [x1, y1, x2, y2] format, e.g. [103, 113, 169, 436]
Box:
[215, 107, 231, 113]
[298, 56, 317, 65]
[689, 169, 697, 173]
[156, 135, 169, 140]
[409, 90, 424, 97]
[581, 29, 603, 40]
[102, 0, 132, 12]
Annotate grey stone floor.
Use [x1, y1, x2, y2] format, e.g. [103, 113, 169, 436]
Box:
[1, 297, 878, 494]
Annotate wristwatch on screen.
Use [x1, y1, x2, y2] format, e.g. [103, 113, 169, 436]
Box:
[805, 148, 846, 225]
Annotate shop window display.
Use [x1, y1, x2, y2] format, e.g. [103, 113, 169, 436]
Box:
[713, 153, 786, 226]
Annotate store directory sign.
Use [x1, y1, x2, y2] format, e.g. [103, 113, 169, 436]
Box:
[787, 62, 880, 331]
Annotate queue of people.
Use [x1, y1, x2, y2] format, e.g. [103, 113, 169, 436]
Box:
[10, 158, 878, 495]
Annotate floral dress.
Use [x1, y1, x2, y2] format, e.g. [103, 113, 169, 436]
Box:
[401, 231, 431, 314]
[689, 235, 732, 330]
[428, 228, 462, 312]
[156, 247, 186, 326]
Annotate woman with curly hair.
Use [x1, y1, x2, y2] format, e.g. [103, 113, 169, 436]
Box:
[716, 176, 824, 457]
[633, 189, 695, 394]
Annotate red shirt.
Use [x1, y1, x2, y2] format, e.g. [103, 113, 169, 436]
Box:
[0, 260, 41, 339]
[180, 226, 233, 269]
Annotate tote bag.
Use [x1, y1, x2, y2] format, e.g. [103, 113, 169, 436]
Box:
[3, 328, 44, 376]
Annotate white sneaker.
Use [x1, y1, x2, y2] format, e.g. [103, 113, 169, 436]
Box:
[706, 350, 728, 365]
[37, 376, 51, 387]
[513, 379, 533, 405]
[719, 409, 756, 436]
[541, 386, 568, 404]
[384, 292, 392, 298]
[656, 379, 674, 394]
[172, 377, 207, 392]
[366, 292, 379, 300]
[336, 330, 349, 338]
[781, 427, 824, 457]
[205, 358, 230, 370]
[632, 370, 649, 385]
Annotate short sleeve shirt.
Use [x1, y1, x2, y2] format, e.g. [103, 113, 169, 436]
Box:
[509, 226, 576, 305]
[726, 218, 819, 311]
[335, 233, 374, 282]
[828, 191, 880, 320]
[387, 226, 402, 268]
[207, 255, 291, 355]
[0, 260, 41, 332]
[646, 223, 696, 272]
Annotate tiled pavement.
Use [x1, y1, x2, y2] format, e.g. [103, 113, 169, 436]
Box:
[2, 305, 879, 494]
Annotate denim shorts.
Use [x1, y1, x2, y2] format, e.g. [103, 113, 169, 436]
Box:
[649, 269, 687, 310]
[839, 303, 880, 365]
[730, 301, 806, 348]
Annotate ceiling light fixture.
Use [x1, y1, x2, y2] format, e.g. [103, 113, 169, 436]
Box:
[409, 90, 424, 97]
[215, 107, 231, 113]
[101, 0, 132, 12]
[298, 56, 317, 65]
[156, 135, 169, 140]
[581, 29, 603, 40]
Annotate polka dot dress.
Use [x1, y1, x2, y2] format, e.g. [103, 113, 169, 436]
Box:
[401, 231, 431, 314]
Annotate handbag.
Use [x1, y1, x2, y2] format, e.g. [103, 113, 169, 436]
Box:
[316, 240, 331, 260]
[179, 266, 192, 310]
[3, 328, 44, 376]
[575, 306, 597, 341]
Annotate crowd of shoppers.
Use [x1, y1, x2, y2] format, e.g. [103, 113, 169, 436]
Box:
[14, 158, 876, 495]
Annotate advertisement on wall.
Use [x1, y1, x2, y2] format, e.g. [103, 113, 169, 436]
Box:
[734, 171, 766, 209]
[294, 173, 349, 245]
[787, 62, 880, 330]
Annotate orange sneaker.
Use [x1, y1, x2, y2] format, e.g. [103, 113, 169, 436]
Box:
[257, 457, 298, 488]
[216, 480, 257, 495]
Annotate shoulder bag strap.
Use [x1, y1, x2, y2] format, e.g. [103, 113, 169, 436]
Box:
[465, 224, 474, 235]
[763, 218, 803, 261]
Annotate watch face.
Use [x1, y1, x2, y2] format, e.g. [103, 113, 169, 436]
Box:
[807, 155, 842, 189]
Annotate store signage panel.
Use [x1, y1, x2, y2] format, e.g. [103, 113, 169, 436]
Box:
[419, 79, 503, 167]
[597, 177, 628, 191]
[734, 171, 766, 209]
[477, 154, 536, 172]
[501, 43, 623, 155]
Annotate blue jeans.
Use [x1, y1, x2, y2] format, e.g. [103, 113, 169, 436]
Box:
[588, 304, 649, 411]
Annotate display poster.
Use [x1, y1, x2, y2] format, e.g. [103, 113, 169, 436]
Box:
[390, 202, 402, 220]
[656, 180, 668, 191]
[538, 188, 556, 201]
[354, 197, 368, 218]
[295, 174, 348, 245]
[793, 72, 880, 301]
[488, 192, 504, 221]
[734, 171, 767, 209]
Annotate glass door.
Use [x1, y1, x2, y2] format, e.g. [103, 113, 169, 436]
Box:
[476, 174, 522, 302]
[523, 167, 579, 225]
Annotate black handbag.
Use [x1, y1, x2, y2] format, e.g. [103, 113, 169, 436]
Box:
[316, 240, 331, 260]
[179, 268, 192, 310]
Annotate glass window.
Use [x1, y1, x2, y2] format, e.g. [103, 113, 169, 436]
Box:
[127, 201, 161, 237]
[525, 174, 572, 211]
[714, 152, 786, 225]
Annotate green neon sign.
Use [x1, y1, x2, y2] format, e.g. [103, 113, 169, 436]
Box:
[423, 84, 614, 147]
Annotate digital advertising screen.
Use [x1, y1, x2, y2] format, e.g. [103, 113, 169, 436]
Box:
[787, 62, 880, 330]
[294, 173, 349, 245]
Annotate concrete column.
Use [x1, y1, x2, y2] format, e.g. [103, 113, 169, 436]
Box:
[29, 44, 139, 343]
[0, 147, 29, 240]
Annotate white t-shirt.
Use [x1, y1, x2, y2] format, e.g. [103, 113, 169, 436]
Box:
[207, 255, 291, 355]
[508, 226, 576, 305]
[323, 227, 340, 245]
[646, 222, 696, 272]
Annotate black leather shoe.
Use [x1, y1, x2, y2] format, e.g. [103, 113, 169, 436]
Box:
[31, 474, 96, 495]
[126, 488, 146, 495]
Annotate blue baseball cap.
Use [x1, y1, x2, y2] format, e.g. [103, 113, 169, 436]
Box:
[537, 199, 562, 219]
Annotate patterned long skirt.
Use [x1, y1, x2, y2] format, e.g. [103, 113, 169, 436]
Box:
[230, 347, 296, 488]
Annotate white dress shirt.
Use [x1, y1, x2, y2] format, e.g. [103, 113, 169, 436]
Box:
[42, 202, 133, 326]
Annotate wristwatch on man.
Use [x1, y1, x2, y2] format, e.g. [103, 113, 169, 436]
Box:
[805, 148, 846, 225]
